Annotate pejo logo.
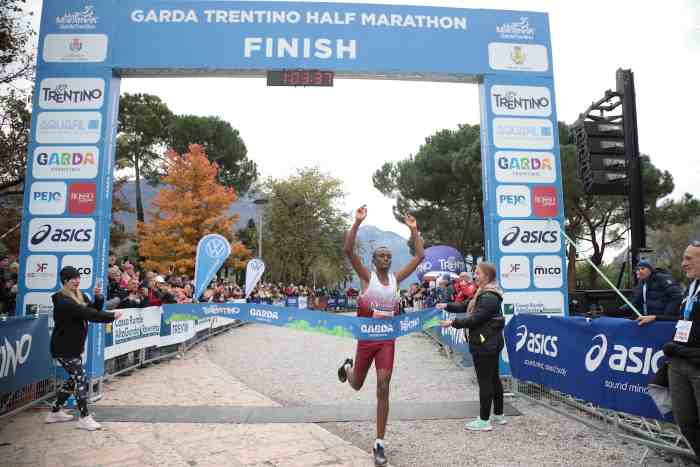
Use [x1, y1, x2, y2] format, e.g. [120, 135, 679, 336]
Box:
[514, 325, 558, 357]
[0, 334, 33, 380]
[585, 334, 664, 375]
[28, 218, 95, 252]
[496, 185, 531, 217]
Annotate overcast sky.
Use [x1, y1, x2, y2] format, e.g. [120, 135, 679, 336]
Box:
[27, 0, 700, 238]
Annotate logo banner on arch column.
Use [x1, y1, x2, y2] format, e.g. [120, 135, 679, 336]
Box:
[505, 314, 675, 420]
[194, 234, 231, 300]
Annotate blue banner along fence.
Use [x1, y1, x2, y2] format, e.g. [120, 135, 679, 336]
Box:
[505, 314, 675, 420]
[0, 316, 51, 396]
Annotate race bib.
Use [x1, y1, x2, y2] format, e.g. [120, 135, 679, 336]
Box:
[674, 320, 693, 343]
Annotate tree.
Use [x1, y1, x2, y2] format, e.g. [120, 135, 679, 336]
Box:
[0, 0, 36, 86]
[167, 115, 257, 194]
[110, 176, 135, 251]
[139, 144, 252, 276]
[237, 218, 258, 254]
[262, 167, 349, 285]
[116, 93, 175, 223]
[0, 90, 30, 195]
[372, 124, 484, 261]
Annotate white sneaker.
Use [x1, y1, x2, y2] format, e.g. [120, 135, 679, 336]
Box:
[77, 414, 102, 431]
[45, 410, 74, 424]
[492, 414, 507, 425]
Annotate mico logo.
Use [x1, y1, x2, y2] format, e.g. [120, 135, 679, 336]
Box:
[514, 325, 558, 357]
[584, 334, 663, 375]
[0, 334, 32, 380]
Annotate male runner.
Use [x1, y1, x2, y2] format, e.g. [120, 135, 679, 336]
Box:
[338, 205, 424, 467]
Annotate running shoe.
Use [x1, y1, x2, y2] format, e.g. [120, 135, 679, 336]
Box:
[77, 414, 102, 431]
[464, 418, 493, 431]
[373, 444, 387, 467]
[45, 410, 74, 424]
[492, 414, 507, 425]
[337, 358, 353, 383]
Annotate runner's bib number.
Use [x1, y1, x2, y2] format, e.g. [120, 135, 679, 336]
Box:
[674, 320, 693, 343]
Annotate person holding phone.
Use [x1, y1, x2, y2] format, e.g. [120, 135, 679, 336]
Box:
[46, 266, 120, 430]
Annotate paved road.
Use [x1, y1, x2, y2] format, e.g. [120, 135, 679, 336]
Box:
[209, 319, 670, 466]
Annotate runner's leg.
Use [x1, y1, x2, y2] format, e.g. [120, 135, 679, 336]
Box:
[347, 341, 377, 390]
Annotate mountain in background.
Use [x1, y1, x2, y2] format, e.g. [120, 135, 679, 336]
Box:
[113, 182, 415, 287]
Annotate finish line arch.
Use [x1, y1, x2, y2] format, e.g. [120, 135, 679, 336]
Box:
[19, 1, 568, 375]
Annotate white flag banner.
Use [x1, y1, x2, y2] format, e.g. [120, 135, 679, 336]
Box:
[245, 258, 266, 298]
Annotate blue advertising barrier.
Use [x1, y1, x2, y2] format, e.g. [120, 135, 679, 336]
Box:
[0, 316, 51, 395]
[505, 314, 675, 420]
[162, 302, 441, 341]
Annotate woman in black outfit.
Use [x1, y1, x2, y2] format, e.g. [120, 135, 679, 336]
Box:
[438, 262, 505, 431]
[45, 266, 121, 430]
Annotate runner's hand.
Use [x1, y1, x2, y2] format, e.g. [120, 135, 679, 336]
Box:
[439, 319, 453, 328]
[356, 205, 367, 223]
[404, 213, 417, 230]
[637, 315, 656, 326]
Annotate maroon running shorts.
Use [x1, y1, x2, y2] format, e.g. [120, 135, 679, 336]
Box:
[354, 340, 396, 375]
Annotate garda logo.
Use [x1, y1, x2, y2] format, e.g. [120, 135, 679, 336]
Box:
[35, 112, 102, 144]
[361, 323, 394, 334]
[495, 151, 555, 184]
[56, 5, 99, 30]
[43, 34, 108, 63]
[533, 255, 563, 289]
[499, 220, 561, 253]
[250, 308, 279, 320]
[532, 186, 558, 217]
[61, 255, 93, 289]
[33, 147, 99, 180]
[491, 85, 551, 117]
[496, 17, 535, 40]
[25, 255, 58, 289]
[29, 181, 67, 215]
[0, 334, 32, 380]
[39, 78, 104, 109]
[493, 118, 554, 150]
[488, 42, 549, 72]
[584, 334, 664, 375]
[514, 325, 558, 357]
[499, 255, 530, 289]
[203, 305, 241, 315]
[28, 218, 95, 252]
[496, 185, 531, 217]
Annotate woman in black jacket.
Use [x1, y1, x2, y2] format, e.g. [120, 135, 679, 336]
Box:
[438, 262, 505, 431]
[46, 266, 120, 431]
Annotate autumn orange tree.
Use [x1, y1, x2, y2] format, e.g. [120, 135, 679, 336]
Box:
[139, 144, 252, 276]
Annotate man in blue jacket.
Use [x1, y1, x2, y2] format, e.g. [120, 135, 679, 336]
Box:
[608, 259, 683, 322]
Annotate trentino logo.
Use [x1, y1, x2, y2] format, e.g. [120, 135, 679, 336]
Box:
[203, 305, 241, 315]
[496, 17, 535, 40]
[56, 5, 98, 30]
[39, 78, 105, 109]
[0, 334, 33, 380]
[491, 85, 551, 117]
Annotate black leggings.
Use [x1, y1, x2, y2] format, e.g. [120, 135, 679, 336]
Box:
[472, 353, 504, 421]
[52, 357, 89, 417]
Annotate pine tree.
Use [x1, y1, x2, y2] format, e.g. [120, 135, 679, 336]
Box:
[139, 144, 251, 276]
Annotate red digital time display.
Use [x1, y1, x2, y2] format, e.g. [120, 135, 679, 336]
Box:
[267, 69, 334, 87]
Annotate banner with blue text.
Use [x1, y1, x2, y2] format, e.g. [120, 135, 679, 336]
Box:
[0, 317, 51, 394]
[505, 315, 675, 420]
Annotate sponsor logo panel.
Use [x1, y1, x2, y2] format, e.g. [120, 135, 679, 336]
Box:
[495, 151, 556, 183]
[23, 292, 54, 315]
[39, 78, 105, 109]
[496, 17, 536, 40]
[514, 324, 559, 357]
[61, 255, 93, 289]
[490, 85, 551, 117]
[493, 118, 554, 150]
[488, 42, 549, 72]
[68, 182, 97, 215]
[502, 291, 564, 315]
[32, 146, 99, 179]
[532, 255, 563, 288]
[25, 255, 58, 289]
[532, 186, 558, 217]
[496, 185, 531, 217]
[28, 218, 96, 252]
[55, 5, 99, 30]
[498, 219, 561, 253]
[499, 255, 530, 289]
[28, 181, 67, 215]
[35, 112, 102, 144]
[43, 34, 108, 63]
[584, 334, 663, 375]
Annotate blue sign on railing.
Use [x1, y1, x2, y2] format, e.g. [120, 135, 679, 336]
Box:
[0, 317, 51, 395]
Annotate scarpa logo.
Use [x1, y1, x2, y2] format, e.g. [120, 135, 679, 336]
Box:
[361, 323, 394, 334]
[496, 17, 535, 40]
[514, 325, 558, 356]
[203, 305, 241, 315]
[585, 334, 663, 375]
[399, 317, 420, 332]
[250, 308, 279, 320]
[0, 334, 32, 380]
[204, 238, 227, 258]
[56, 5, 98, 30]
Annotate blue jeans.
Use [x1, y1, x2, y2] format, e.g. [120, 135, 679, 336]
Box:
[669, 356, 700, 460]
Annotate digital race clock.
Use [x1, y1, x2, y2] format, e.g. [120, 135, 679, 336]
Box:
[267, 70, 334, 87]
